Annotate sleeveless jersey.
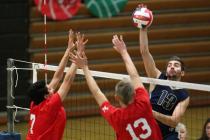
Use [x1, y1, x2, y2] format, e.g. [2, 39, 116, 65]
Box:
[150, 73, 189, 138]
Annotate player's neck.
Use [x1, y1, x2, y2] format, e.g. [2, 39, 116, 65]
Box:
[167, 76, 181, 81]
[119, 99, 134, 108]
[119, 101, 127, 108]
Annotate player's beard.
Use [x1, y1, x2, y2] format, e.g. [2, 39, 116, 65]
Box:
[166, 69, 181, 81]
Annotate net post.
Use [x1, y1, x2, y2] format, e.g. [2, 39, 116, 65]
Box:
[7, 58, 14, 133]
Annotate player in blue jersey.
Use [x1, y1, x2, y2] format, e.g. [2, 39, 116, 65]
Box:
[138, 28, 190, 140]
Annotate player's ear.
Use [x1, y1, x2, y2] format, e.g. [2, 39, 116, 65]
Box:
[181, 71, 185, 77]
[114, 94, 120, 102]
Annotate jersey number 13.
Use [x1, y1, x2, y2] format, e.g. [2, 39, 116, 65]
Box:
[126, 118, 152, 139]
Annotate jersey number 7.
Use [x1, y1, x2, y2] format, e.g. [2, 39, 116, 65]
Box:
[30, 114, 36, 134]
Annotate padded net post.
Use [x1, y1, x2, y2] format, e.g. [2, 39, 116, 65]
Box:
[7, 58, 14, 133]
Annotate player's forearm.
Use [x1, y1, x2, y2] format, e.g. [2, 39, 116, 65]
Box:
[58, 63, 77, 101]
[121, 51, 139, 79]
[139, 29, 154, 64]
[54, 48, 70, 78]
[139, 29, 160, 78]
[153, 110, 178, 128]
[83, 66, 107, 106]
[83, 66, 101, 95]
[49, 48, 70, 90]
[64, 63, 77, 82]
[139, 29, 149, 54]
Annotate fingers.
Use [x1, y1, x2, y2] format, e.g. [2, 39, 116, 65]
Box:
[112, 35, 123, 46]
[68, 29, 88, 55]
[76, 32, 81, 40]
[69, 29, 73, 35]
[112, 35, 118, 44]
[69, 50, 87, 61]
[68, 29, 75, 51]
[82, 51, 87, 59]
[69, 50, 88, 68]
[69, 52, 76, 60]
[120, 35, 123, 41]
[138, 4, 146, 8]
[76, 32, 87, 49]
[68, 29, 74, 41]
[83, 39, 88, 45]
[69, 29, 73, 37]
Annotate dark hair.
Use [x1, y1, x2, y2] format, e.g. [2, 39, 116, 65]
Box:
[27, 80, 48, 105]
[198, 118, 210, 140]
[168, 56, 185, 71]
[115, 79, 134, 105]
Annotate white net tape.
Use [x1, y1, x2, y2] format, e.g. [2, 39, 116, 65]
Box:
[33, 63, 210, 92]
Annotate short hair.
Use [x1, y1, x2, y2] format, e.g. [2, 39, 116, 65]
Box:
[115, 79, 134, 105]
[27, 80, 48, 105]
[168, 56, 185, 71]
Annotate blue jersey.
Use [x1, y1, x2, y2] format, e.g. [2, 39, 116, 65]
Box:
[150, 73, 189, 139]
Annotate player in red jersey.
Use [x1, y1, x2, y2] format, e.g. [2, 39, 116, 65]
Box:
[70, 35, 162, 140]
[26, 30, 87, 140]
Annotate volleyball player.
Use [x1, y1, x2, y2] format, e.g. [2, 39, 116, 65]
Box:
[139, 27, 190, 140]
[70, 35, 162, 140]
[26, 30, 87, 140]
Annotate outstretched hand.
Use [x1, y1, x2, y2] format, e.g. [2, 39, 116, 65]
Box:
[67, 29, 76, 51]
[70, 51, 88, 68]
[76, 32, 88, 55]
[112, 35, 127, 55]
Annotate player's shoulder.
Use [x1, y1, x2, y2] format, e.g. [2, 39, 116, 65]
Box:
[48, 92, 62, 103]
[100, 101, 119, 114]
[158, 72, 167, 80]
[135, 87, 150, 100]
[135, 87, 148, 94]
[177, 88, 189, 101]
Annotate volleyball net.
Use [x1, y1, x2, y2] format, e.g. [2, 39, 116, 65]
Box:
[5, 58, 210, 140]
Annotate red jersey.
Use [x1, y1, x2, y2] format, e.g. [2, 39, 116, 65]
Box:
[26, 93, 66, 140]
[100, 87, 162, 140]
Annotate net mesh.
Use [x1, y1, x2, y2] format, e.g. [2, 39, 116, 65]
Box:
[4, 60, 210, 140]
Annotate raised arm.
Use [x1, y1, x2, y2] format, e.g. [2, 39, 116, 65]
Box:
[70, 52, 108, 107]
[83, 65, 108, 106]
[152, 97, 190, 127]
[57, 63, 77, 101]
[139, 29, 161, 79]
[48, 30, 75, 91]
[57, 31, 87, 101]
[112, 35, 143, 89]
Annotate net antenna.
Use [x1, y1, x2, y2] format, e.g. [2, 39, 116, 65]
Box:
[43, 0, 48, 84]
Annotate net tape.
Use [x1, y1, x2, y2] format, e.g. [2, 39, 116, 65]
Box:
[6, 61, 210, 92]
[33, 63, 210, 92]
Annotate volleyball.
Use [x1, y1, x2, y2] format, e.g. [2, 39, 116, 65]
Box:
[132, 7, 153, 29]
